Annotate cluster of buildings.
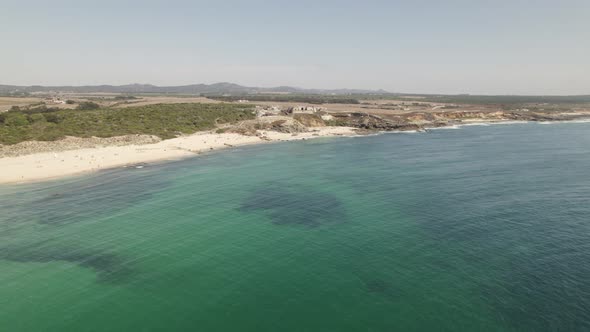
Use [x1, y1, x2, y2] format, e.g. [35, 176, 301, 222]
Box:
[288, 106, 327, 114]
[45, 97, 66, 104]
[255, 105, 329, 117]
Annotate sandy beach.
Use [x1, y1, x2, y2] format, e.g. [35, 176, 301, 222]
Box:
[0, 127, 357, 184]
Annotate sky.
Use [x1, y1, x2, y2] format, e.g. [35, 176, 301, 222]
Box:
[1, 0, 589, 94]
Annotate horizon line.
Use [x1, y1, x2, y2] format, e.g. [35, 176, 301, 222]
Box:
[2, 82, 590, 97]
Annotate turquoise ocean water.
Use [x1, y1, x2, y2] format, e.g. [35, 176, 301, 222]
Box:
[1, 122, 590, 331]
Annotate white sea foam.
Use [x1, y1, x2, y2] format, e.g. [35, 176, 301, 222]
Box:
[484, 121, 530, 126]
[378, 118, 590, 137]
[395, 130, 421, 134]
[539, 119, 590, 125]
[458, 122, 490, 127]
[427, 125, 461, 130]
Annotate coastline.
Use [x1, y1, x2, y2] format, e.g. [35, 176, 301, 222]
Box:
[0, 127, 357, 184]
[2, 117, 590, 185]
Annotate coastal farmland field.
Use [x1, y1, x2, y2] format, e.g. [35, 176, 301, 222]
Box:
[0, 97, 47, 112]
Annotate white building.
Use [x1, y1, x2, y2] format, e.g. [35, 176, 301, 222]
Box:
[291, 106, 326, 114]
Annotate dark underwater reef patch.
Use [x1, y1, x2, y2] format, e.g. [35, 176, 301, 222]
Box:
[0, 244, 135, 284]
[240, 183, 345, 227]
[364, 278, 390, 294]
[356, 272, 406, 300]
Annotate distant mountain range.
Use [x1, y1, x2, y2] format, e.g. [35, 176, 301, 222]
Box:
[0, 83, 391, 95]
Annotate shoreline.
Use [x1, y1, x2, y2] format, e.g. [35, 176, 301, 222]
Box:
[2, 117, 590, 185]
[0, 127, 357, 185]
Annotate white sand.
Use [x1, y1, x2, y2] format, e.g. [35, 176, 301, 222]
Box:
[0, 127, 357, 184]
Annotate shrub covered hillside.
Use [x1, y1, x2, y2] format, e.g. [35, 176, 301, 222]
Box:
[0, 103, 255, 145]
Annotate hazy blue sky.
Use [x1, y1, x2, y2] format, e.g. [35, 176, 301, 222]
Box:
[2, 0, 589, 94]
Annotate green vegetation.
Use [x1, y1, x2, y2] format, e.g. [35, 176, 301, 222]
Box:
[0, 103, 254, 145]
[293, 114, 325, 127]
[207, 95, 360, 104]
[10, 104, 59, 113]
[324, 118, 352, 127]
[76, 101, 101, 110]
